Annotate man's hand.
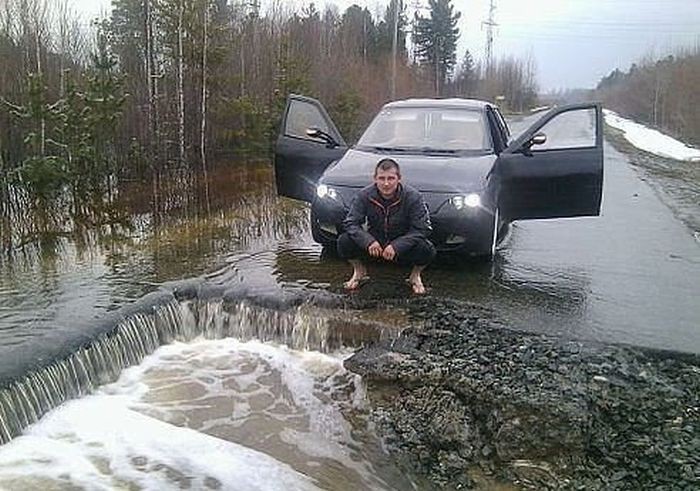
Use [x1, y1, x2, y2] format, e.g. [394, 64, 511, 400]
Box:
[368, 241, 383, 258]
[382, 244, 396, 261]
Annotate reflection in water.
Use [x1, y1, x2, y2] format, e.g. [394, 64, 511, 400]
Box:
[1, 163, 300, 263]
[0, 163, 309, 348]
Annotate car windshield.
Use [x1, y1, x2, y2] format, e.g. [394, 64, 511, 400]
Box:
[357, 106, 491, 152]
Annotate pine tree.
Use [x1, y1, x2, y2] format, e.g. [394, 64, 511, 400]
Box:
[412, 0, 461, 96]
[340, 5, 376, 64]
[454, 49, 477, 96]
[83, 31, 126, 188]
[376, 0, 407, 59]
[3, 73, 67, 197]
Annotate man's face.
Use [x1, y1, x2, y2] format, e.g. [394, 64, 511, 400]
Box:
[374, 168, 401, 198]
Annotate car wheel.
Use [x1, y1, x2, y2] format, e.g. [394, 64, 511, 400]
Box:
[310, 215, 337, 248]
[472, 208, 499, 262]
[470, 208, 500, 262]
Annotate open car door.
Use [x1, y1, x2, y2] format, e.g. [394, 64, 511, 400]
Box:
[274, 94, 348, 202]
[495, 103, 603, 221]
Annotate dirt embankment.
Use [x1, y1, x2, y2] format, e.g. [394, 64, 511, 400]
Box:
[345, 297, 699, 490]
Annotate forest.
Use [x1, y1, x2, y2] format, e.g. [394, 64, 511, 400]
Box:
[596, 46, 700, 146]
[0, 0, 538, 206]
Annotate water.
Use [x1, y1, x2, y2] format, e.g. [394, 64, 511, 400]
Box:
[0, 295, 417, 488]
[0, 131, 699, 487]
[0, 338, 412, 490]
[0, 165, 309, 350]
[423, 142, 700, 350]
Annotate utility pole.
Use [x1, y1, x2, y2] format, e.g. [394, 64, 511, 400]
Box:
[391, 0, 400, 99]
[482, 0, 497, 74]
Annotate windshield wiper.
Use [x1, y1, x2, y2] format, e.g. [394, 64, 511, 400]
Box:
[415, 147, 459, 154]
[368, 146, 409, 153]
[365, 145, 464, 155]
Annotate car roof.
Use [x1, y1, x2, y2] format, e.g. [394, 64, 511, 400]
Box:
[382, 98, 493, 110]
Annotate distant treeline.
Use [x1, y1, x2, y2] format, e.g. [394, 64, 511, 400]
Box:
[596, 46, 700, 146]
[0, 0, 538, 203]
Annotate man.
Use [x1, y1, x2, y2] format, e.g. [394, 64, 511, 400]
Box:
[337, 158, 436, 294]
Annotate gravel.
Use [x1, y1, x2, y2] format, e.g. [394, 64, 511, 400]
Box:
[344, 296, 700, 490]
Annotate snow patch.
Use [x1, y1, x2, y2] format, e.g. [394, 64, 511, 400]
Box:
[603, 109, 700, 162]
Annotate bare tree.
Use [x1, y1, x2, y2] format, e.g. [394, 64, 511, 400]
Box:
[20, 0, 52, 156]
[177, 0, 185, 167]
[144, 0, 158, 149]
[55, 0, 87, 96]
[200, 0, 208, 187]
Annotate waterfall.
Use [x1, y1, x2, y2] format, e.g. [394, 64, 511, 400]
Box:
[0, 287, 400, 445]
[198, 300, 331, 351]
[0, 301, 182, 444]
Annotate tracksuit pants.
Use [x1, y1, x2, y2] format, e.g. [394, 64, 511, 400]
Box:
[336, 233, 436, 267]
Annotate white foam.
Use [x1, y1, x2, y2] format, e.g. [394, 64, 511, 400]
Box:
[0, 395, 319, 490]
[604, 109, 700, 162]
[0, 338, 388, 490]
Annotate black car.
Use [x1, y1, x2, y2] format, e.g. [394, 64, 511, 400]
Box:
[274, 94, 603, 259]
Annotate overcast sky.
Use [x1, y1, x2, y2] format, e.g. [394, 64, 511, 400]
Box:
[76, 0, 699, 92]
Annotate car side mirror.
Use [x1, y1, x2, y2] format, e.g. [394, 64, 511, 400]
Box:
[306, 127, 338, 148]
[519, 132, 547, 156]
[531, 132, 547, 146]
[306, 127, 322, 138]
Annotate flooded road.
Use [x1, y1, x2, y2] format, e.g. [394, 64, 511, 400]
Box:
[214, 143, 700, 354]
[433, 140, 700, 351]
[1, 138, 699, 355]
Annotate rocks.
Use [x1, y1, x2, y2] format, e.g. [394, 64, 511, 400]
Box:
[345, 297, 700, 489]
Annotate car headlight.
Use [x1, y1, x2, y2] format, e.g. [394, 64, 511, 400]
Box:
[451, 193, 481, 209]
[316, 184, 337, 199]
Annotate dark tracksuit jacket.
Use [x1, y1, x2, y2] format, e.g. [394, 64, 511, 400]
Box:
[339, 183, 435, 265]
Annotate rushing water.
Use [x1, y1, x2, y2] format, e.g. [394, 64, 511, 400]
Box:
[0, 338, 412, 490]
[0, 291, 416, 488]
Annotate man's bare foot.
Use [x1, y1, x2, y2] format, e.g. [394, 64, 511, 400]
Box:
[406, 276, 426, 295]
[344, 275, 370, 291]
[345, 260, 368, 291]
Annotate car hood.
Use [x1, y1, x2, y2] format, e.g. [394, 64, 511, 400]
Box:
[321, 148, 496, 192]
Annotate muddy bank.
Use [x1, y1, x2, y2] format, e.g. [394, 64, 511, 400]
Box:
[344, 296, 699, 489]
